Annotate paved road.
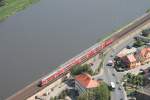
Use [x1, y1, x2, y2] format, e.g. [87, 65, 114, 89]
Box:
[94, 20, 150, 100]
[102, 29, 141, 100]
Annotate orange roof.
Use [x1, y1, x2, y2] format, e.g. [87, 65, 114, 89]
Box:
[140, 48, 150, 58]
[126, 54, 136, 63]
[75, 73, 99, 89]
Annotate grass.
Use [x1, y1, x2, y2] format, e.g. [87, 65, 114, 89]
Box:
[146, 8, 150, 13]
[0, 0, 39, 21]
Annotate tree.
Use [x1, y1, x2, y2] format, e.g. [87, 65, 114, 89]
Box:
[133, 40, 145, 47]
[77, 91, 95, 100]
[124, 73, 144, 88]
[50, 96, 57, 100]
[0, 0, 5, 6]
[96, 82, 110, 100]
[142, 29, 150, 37]
[71, 64, 93, 76]
[77, 82, 110, 100]
[136, 75, 144, 86]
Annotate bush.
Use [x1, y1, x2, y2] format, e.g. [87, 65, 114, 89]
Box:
[71, 64, 93, 76]
[133, 40, 145, 47]
[58, 90, 68, 99]
[142, 29, 150, 37]
[0, 0, 5, 6]
[77, 82, 110, 100]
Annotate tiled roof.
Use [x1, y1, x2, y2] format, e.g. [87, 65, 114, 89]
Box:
[75, 73, 99, 89]
[126, 54, 136, 63]
[117, 47, 137, 58]
[140, 48, 150, 58]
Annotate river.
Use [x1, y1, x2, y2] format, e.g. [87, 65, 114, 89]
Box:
[0, 0, 150, 99]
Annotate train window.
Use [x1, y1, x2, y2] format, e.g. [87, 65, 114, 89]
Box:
[47, 75, 55, 82]
[74, 59, 81, 65]
[86, 50, 95, 58]
[80, 55, 88, 62]
[95, 46, 102, 53]
[66, 64, 72, 70]
[100, 42, 105, 49]
[105, 39, 113, 46]
[42, 80, 48, 85]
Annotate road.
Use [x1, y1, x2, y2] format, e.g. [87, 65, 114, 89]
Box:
[8, 13, 150, 100]
[94, 18, 150, 100]
[102, 29, 141, 100]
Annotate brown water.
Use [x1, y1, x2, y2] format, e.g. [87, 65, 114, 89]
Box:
[0, 0, 150, 99]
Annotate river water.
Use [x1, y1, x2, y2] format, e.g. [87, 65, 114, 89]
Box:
[0, 0, 150, 99]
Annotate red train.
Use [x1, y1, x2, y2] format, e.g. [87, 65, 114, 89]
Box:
[38, 38, 114, 87]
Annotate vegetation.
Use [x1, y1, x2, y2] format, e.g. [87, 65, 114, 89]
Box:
[0, 0, 39, 21]
[58, 89, 68, 99]
[94, 53, 105, 75]
[0, 0, 5, 7]
[142, 28, 150, 37]
[114, 57, 126, 71]
[146, 8, 150, 13]
[77, 91, 94, 100]
[51, 89, 70, 100]
[50, 96, 58, 100]
[124, 73, 144, 87]
[133, 39, 145, 47]
[71, 64, 93, 76]
[77, 82, 110, 100]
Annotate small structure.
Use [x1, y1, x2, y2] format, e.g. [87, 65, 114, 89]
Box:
[75, 73, 99, 94]
[122, 54, 140, 69]
[117, 47, 137, 58]
[140, 48, 150, 64]
[117, 47, 150, 69]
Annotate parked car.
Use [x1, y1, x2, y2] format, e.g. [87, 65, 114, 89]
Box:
[112, 73, 115, 76]
[118, 87, 121, 90]
[107, 60, 114, 66]
[126, 45, 132, 49]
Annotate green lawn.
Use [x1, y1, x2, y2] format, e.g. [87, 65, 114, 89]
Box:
[0, 0, 39, 21]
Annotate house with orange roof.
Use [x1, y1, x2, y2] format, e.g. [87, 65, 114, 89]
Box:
[140, 48, 150, 64]
[119, 47, 150, 69]
[75, 73, 99, 94]
[122, 54, 140, 69]
[117, 47, 137, 58]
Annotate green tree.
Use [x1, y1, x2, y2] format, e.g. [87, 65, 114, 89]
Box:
[142, 29, 150, 37]
[50, 96, 57, 100]
[77, 82, 110, 100]
[77, 91, 90, 100]
[96, 82, 110, 100]
[133, 40, 145, 47]
[0, 0, 5, 6]
[71, 64, 93, 76]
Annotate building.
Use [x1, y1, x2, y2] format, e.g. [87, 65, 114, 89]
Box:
[117, 47, 137, 58]
[75, 73, 99, 94]
[140, 48, 150, 64]
[117, 47, 150, 69]
[122, 54, 139, 69]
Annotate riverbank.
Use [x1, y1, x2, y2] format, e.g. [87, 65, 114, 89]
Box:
[0, 0, 39, 21]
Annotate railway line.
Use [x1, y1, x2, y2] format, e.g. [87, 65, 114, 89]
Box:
[8, 12, 150, 100]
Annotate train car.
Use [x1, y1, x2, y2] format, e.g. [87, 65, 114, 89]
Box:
[38, 67, 65, 87]
[38, 36, 115, 87]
